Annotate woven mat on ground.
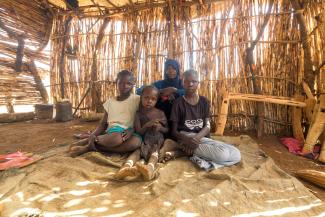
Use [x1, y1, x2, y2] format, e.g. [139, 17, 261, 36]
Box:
[0, 135, 324, 217]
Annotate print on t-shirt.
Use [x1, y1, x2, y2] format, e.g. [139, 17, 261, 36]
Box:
[170, 96, 210, 135]
[185, 119, 203, 131]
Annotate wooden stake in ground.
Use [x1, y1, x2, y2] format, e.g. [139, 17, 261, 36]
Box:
[319, 131, 325, 163]
[292, 95, 305, 141]
[215, 89, 229, 135]
[303, 95, 325, 153]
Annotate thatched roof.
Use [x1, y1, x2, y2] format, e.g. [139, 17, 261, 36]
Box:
[49, 0, 148, 9]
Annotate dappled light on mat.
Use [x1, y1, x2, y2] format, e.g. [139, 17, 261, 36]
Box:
[104, 210, 135, 217]
[76, 180, 108, 186]
[232, 202, 323, 217]
[69, 189, 91, 196]
[176, 210, 200, 217]
[0, 136, 324, 216]
[63, 198, 84, 208]
[209, 201, 218, 206]
[163, 201, 172, 206]
[265, 196, 310, 204]
[92, 207, 109, 213]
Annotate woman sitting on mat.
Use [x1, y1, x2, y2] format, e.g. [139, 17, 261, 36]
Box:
[68, 70, 142, 157]
[137, 59, 184, 123]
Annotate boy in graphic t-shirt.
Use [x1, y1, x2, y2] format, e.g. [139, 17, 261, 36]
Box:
[159, 69, 241, 170]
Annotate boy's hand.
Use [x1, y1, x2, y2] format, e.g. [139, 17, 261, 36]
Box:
[180, 136, 200, 155]
[183, 145, 195, 155]
[121, 130, 132, 142]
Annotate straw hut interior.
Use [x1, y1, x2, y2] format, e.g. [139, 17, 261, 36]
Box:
[0, 0, 324, 216]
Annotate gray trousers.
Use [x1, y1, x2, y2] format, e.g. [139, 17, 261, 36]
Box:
[182, 132, 241, 169]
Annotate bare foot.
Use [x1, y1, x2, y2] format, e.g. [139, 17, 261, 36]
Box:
[114, 166, 138, 179]
[68, 139, 89, 152]
[136, 162, 154, 181]
[159, 151, 176, 163]
[69, 145, 90, 158]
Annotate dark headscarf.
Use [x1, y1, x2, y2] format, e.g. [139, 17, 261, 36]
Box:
[160, 59, 182, 89]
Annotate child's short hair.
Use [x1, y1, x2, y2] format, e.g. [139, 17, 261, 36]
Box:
[183, 69, 198, 79]
[141, 85, 159, 96]
[116, 70, 135, 82]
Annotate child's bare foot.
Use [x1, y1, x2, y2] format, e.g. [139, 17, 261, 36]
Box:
[136, 162, 154, 181]
[114, 166, 138, 179]
[68, 139, 89, 152]
[159, 151, 176, 163]
[69, 145, 90, 157]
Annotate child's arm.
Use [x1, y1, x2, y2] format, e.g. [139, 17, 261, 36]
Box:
[155, 111, 169, 134]
[134, 114, 145, 135]
[91, 112, 108, 136]
[134, 114, 156, 135]
[193, 118, 211, 140]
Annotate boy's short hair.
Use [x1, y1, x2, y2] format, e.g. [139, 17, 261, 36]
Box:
[116, 70, 135, 82]
[141, 85, 159, 96]
[183, 69, 198, 79]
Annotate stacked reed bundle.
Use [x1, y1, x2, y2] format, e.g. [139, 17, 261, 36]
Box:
[50, 0, 324, 135]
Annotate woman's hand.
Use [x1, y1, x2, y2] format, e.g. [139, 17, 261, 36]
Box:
[160, 87, 177, 96]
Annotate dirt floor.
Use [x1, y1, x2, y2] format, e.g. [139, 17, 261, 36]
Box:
[0, 119, 324, 201]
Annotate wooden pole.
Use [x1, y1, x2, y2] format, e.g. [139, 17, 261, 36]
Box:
[292, 95, 305, 141]
[90, 18, 109, 111]
[228, 93, 306, 107]
[0, 18, 26, 72]
[319, 131, 325, 163]
[302, 81, 316, 123]
[6, 102, 14, 114]
[291, 0, 315, 93]
[215, 89, 229, 135]
[28, 60, 49, 103]
[245, 1, 273, 138]
[167, 0, 175, 58]
[15, 36, 25, 72]
[59, 15, 72, 99]
[130, 5, 141, 74]
[73, 85, 91, 116]
[303, 95, 325, 153]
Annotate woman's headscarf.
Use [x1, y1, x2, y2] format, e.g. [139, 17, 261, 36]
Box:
[162, 59, 182, 89]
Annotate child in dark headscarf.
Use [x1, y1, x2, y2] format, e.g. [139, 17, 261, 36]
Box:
[137, 59, 184, 121]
